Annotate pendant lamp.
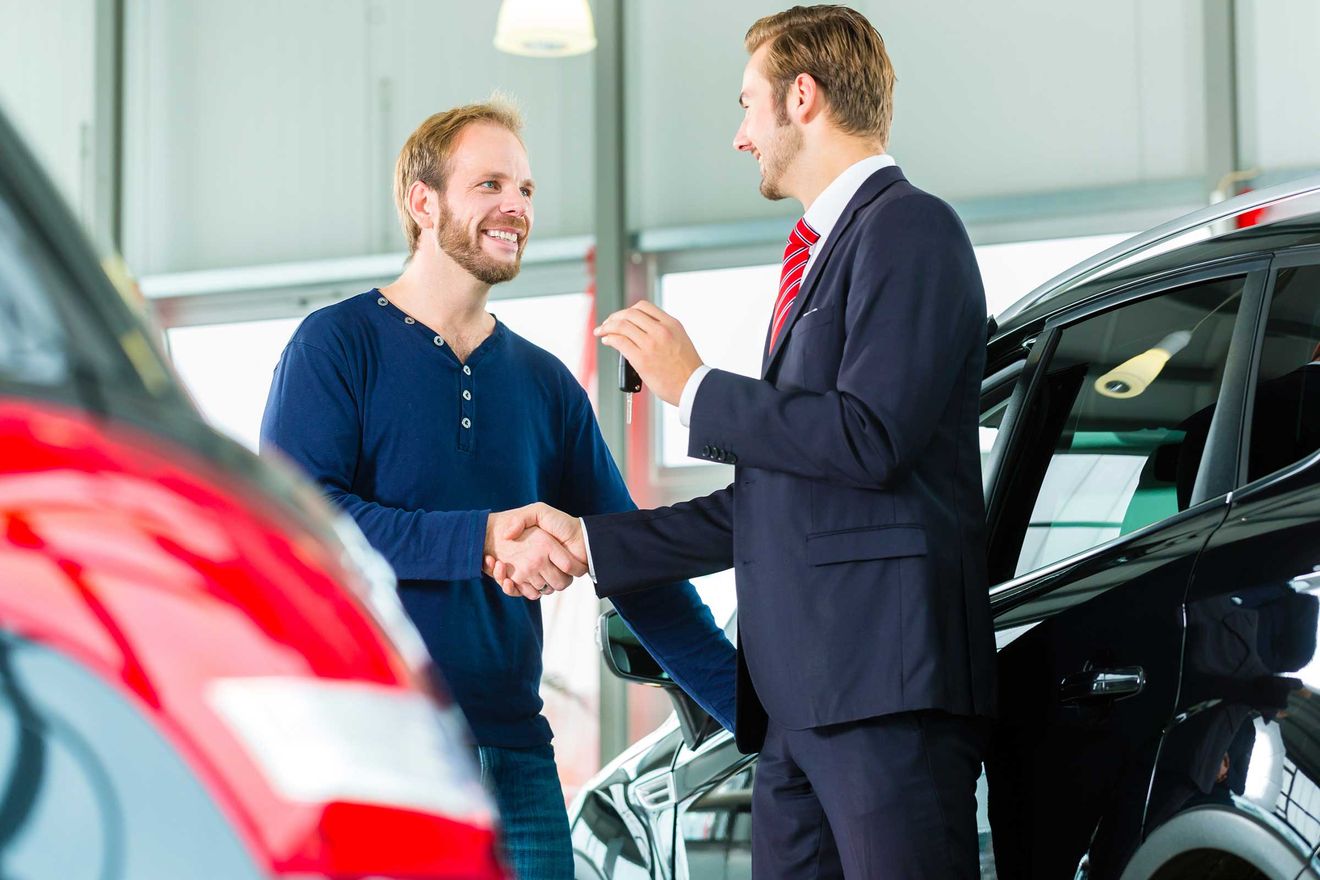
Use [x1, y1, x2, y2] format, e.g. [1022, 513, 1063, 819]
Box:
[494, 0, 597, 58]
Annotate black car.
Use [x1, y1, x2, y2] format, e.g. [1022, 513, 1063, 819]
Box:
[571, 179, 1320, 880]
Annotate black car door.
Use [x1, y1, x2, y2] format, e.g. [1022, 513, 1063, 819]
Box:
[1133, 252, 1320, 878]
[983, 262, 1270, 879]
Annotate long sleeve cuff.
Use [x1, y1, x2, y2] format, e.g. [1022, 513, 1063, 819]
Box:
[580, 517, 598, 584]
[679, 365, 712, 428]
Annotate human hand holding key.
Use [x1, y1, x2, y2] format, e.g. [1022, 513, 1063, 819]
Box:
[595, 301, 703, 406]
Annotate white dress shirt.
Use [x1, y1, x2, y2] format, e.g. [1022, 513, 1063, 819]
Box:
[677, 153, 896, 426]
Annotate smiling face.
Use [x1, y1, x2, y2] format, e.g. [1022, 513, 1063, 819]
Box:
[733, 44, 802, 202]
[435, 121, 535, 285]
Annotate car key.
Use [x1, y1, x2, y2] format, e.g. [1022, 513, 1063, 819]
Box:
[618, 355, 642, 424]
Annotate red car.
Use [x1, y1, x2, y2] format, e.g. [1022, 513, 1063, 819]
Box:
[0, 107, 506, 877]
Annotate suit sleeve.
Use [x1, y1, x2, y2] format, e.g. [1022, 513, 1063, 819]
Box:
[583, 486, 735, 598]
[555, 382, 737, 732]
[260, 340, 487, 582]
[688, 194, 985, 489]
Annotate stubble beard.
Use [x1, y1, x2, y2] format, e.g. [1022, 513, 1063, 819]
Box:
[758, 117, 802, 202]
[436, 202, 525, 286]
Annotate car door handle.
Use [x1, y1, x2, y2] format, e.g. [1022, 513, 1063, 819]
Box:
[1059, 666, 1145, 704]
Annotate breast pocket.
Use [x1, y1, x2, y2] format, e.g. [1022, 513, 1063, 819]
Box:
[788, 310, 838, 390]
[806, 524, 928, 566]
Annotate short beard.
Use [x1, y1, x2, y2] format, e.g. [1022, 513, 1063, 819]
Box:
[758, 115, 801, 202]
[436, 202, 524, 285]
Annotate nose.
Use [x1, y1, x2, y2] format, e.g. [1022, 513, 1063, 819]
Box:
[733, 119, 752, 153]
[500, 197, 528, 219]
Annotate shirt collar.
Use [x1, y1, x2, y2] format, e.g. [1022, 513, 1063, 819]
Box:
[802, 154, 896, 244]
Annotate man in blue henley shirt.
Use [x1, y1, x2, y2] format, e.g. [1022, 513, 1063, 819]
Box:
[259, 100, 735, 879]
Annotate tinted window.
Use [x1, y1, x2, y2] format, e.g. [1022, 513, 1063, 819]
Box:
[1245, 265, 1320, 483]
[680, 767, 753, 879]
[0, 146, 169, 403]
[0, 198, 70, 386]
[999, 276, 1244, 579]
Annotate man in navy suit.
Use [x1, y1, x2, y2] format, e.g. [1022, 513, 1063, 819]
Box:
[488, 6, 995, 877]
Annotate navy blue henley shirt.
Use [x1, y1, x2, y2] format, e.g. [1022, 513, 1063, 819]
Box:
[260, 290, 735, 747]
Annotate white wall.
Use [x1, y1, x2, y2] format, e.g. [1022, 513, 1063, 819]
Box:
[4, 0, 1317, 278]
[1237, 0, 1320, 172]
[0, 0, 96, 225]
[121, 0, 593, 276]
[625, 0, 1207, 230]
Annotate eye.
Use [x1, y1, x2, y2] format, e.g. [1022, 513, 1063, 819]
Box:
[520, 187, 533, 198]
[480, 181, 498, 190]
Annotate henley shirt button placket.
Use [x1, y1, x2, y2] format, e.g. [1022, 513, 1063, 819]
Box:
[458, 364, 475, 451]
[377, 296, 387, 306]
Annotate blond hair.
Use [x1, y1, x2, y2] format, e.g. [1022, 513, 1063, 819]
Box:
[745, 5, 896, 146]
[393, 96, 524, 255]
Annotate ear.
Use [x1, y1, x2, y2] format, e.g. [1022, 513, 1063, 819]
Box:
[792, 72, 826, 124]
[406, 180, 441, 232]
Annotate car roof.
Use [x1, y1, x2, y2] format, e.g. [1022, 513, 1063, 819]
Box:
[990, 176, 1320, 361]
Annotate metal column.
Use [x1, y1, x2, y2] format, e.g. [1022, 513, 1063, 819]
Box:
[91, 0, 124, 250]
[1203, 0, 1242, 199]
[592, 0, 630, 767]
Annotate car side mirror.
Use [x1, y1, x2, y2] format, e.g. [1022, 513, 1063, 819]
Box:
[599, 607, 672, 685]
[597, 609, 723, 751]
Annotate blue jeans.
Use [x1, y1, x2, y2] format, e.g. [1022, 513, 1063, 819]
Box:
[476, 743, 573, 880]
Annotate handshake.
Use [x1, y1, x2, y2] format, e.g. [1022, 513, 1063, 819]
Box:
[481, 503, 588, 601]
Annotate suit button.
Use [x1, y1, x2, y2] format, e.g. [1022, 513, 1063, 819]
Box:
[727, 453, 738, 465]
[702, 445, 712, 457]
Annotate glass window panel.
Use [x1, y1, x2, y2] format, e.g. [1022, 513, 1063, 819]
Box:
[658, 265, 779, 468]
[976, 232, 1133, 317]
[493, 292, 592, 387]
[654, 234, 1134, 469]
[166, 292, 591, 451]
[1245, 265, 1320, 483]
[167, 317, 301, 450]
[1010, 275, 1244, 577]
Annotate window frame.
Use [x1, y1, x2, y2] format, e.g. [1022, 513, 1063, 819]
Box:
[985, 257, 1272, 598]
[1229, 244, 1320, 500]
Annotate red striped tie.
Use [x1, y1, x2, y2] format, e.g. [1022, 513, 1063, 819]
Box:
[768, 217, 820, 353]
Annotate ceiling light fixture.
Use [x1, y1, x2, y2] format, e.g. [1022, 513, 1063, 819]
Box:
[494, 0, 597, 58]
[1094, 331, 1191, 399]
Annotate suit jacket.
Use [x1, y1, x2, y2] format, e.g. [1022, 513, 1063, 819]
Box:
[586, 166, 996, 752]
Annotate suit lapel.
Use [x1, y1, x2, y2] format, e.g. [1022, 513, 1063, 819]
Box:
[762, 166, 906, 379]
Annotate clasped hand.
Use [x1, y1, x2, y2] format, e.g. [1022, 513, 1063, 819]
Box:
[482, 502, 586, 601]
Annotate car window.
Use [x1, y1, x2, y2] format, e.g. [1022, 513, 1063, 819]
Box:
[0, 198, 71, 387]
[997, 275, 1245, 580]
[1244, 265, 1320, 483]
[680, 766, 753, 879]
[0, 166, 168, 404]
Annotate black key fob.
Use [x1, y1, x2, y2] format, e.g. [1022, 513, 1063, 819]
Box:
[618, 356, 642, 393]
